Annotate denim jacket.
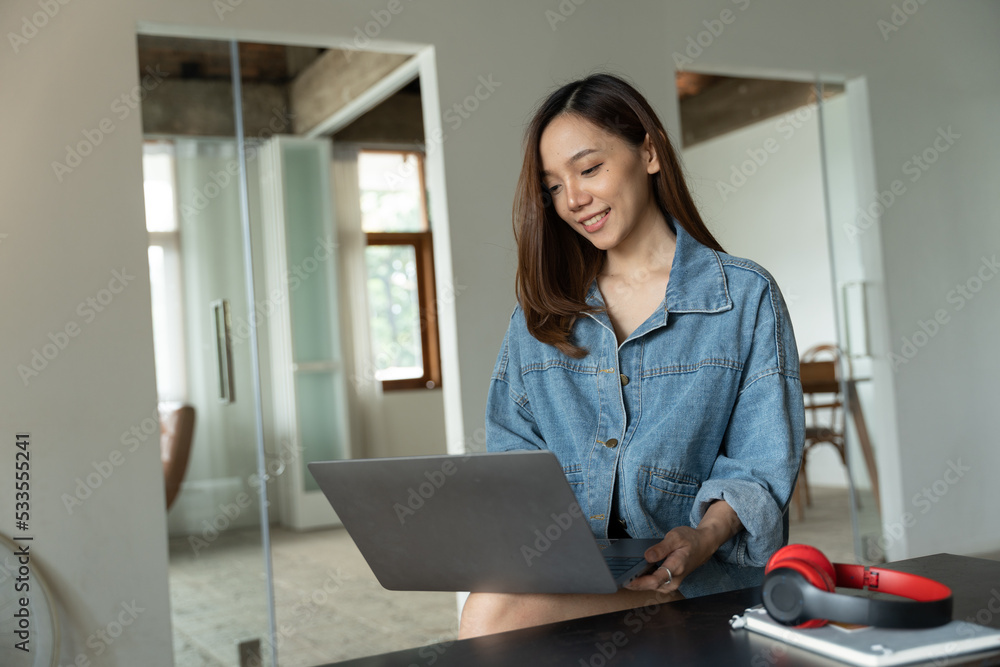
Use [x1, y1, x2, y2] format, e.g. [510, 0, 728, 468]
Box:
[486, 216, 805, 598]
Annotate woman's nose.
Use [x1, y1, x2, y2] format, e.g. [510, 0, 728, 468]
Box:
[565, 181, 591, 210]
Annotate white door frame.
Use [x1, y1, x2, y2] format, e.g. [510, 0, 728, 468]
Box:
[135, 21, 467, 476]
[672, 63, 901, 560]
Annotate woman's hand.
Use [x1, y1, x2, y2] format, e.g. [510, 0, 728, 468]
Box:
[625, 500, 743, 594]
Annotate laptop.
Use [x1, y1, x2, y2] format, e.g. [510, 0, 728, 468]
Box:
[307, 450, 664, 594]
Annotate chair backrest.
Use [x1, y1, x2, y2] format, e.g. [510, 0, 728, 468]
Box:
[799, 360, 839, 394]
[799, 344, 847, 434]
[160, 404, 196, 510]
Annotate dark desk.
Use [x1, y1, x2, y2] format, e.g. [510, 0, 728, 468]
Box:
[326, 554, 1000, 667]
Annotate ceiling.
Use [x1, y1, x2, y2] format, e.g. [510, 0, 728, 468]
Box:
[135, 36, 841, 147]
[676, 71, 843, 147]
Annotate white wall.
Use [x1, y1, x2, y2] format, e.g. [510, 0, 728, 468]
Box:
[376, 390, 448, 459]
[3, 0, 998, 661]
[683, 100, 846, 487]
[683, 102, 836, 366]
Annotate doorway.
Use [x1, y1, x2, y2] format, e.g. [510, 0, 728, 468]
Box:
[675, 69, 890, 565]
[137, 33, 459, 665]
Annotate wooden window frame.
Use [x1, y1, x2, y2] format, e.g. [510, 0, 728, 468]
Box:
[361, 150, 441, 391]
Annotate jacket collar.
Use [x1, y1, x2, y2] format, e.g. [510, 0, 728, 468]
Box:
[585, 215, 732, 316]
[663, 215, 732, 314]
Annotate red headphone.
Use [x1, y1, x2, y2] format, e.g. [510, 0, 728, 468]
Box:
[762, 544, 953, 629]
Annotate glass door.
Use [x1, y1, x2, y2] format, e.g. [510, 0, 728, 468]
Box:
[139, 35, 276, 665]
[258, 136, 352, 530]
[815, 77, 892, 563]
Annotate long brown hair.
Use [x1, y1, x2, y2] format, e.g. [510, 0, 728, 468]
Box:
[513, 72, 724, 358]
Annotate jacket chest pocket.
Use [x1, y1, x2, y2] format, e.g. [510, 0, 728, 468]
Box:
[638, 467, 700, 535]
[562, 465, 586, 513]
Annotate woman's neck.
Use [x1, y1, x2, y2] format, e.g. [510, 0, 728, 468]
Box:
[601, 207, 677, 279]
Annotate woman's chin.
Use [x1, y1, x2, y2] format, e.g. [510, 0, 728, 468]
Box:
[575, 229, 618, 251]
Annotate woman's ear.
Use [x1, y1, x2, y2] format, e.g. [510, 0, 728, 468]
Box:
[642, 133, 662, 175]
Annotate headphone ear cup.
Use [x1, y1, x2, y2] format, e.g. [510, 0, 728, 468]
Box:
[767, 544, 837, 583]
[764, 557, 836, 629]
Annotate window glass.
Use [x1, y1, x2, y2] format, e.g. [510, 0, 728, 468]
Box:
[142, 144, 187, 401]
[364, 244, 423, 381]
[143, 150, 178, 232]
[358, 151, 425, 233]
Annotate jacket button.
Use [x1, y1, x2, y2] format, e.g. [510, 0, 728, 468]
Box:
[620, 373, 629, 386]
[604, 438, 618, 448]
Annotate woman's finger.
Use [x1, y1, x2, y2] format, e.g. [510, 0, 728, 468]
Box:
[626, 555, 684, 591]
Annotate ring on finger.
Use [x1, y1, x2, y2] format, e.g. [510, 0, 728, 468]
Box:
[659, 565, 672, 587]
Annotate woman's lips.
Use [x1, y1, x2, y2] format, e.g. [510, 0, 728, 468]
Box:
[583, 209, 609, 233]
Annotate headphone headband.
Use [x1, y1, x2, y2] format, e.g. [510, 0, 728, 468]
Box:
[832, 563, 952, 602]
[762, 545, 953, 629]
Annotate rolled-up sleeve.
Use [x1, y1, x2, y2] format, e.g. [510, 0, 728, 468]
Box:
[689, 280, 805, 568]
[485, 310, 545, 453]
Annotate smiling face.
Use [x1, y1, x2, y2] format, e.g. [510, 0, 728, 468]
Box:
[539, 113, 662, 252]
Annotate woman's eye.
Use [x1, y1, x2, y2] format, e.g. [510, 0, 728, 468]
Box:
[546, 184, 561, 194]
[582, 163, 604, 175]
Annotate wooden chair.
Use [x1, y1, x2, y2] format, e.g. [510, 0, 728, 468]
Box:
[160, 403, 196, 510]
[793, 345, 850, 521]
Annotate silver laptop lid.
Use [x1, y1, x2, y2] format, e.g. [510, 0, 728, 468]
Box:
[308, 451, 622, 593]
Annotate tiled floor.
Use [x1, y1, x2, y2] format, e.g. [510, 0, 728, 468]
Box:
[168, 485, 860, 666]
[788, 484, 862, 565]
[169, 525, 459, 666]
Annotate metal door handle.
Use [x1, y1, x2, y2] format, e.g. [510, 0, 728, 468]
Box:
[212, 299, 236, 403]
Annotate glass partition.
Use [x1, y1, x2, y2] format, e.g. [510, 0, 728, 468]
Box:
[141, 34, 457, 665]
[138, 35, 276, 666]
[816, 77, 887, 563]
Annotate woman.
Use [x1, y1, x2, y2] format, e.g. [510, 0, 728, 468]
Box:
[459, 73, 805, 638]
